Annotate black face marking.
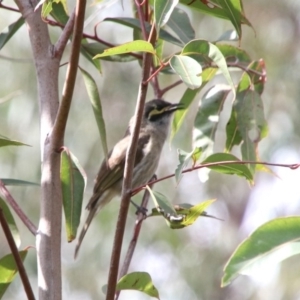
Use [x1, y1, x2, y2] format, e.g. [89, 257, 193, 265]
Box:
[144, 99, 179, 122]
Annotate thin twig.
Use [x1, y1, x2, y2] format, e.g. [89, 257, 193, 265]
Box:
[0, 2, 20, 12]
[54, 9, 76, 58]
[0, 208, 35, 300]
[159, 80, 183, 97]
[131, 160, 300, 195]
[0, 180, 37, 235]
[51, 0, 86, 149]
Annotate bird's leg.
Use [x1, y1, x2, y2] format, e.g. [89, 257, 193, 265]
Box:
[130, 199, 148, 216]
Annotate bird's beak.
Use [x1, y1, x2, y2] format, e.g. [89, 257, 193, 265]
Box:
[167, 103, 185, 112]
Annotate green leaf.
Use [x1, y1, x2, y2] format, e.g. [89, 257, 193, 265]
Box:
[193, 85, 231, 158]
[51, 1, 69, 25]
[154, 0, 179, 36]
[82, 43, 138, 63]
[0, 250, 28, 298]
[235, 79, 268, 172]
[93, 40, 155, 59]
[0, 17, 24, 50]
[146, 186, 176, 216]
[217, 44, 251, 65]
[201, 153, 253, 182]
[175, 148, 202, 183]
[0, 198, 20, 248]
[180, 0, 252, 37]
[104, 17, 183, 47]
[167, 7, 195, 44]
[0, 135, 29, 147]
[80, 42, 102, 72]
[170, 55, 202, 89]
[166, 200, 217, 229]
[182, 40, 235, 97]
[225, 109, 243, 151]
[117, 272, 159, 299]
[1, 179, 39, 186]
[171, 88, 201, 141]
[222, 217, 300, 287]
[60, 149, 86, 242]
[79, 67, 108, 158]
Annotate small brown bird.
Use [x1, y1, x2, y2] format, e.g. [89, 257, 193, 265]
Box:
[74, 99, 183, 258]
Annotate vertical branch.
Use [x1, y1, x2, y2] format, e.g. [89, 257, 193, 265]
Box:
[105, 2, 157, 298]
[14, 0, 85, 299]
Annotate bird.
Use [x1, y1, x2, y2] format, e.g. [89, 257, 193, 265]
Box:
[74, 99, 184, 258]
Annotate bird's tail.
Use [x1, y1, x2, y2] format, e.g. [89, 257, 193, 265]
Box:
[74, 207, 98, 259]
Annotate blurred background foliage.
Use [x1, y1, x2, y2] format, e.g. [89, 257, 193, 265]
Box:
[1, 0, 300, 299]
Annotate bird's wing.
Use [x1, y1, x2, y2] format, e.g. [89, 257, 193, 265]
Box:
[86, 133, 150, 210]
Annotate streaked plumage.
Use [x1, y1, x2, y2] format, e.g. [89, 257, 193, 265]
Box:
[74, 99, 183, 258]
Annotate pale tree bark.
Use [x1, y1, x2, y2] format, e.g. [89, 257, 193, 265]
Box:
[13, 0, 79, 299]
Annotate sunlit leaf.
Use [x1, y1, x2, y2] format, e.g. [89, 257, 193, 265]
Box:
[117, 272, 159, 299]
[182, 40, 235, 97]
[0, 250, 28, 298]
[166, 199, 217, 229]
[201, 153, 253, 182]
[94, 40, 155, 59]
[170, 55, 202, 89]
[60, 148, 87, 242]
[222, 217, 300, 286]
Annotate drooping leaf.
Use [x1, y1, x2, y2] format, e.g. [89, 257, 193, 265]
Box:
[222, 217, 300, 286]
[0, 198, 20, 248]
[0, 250, 28, 298]
[93, 40, 155, 59]
[1, 179, 39, 186]
[235, 75, 268, 172]
[60, 148, 86, 242]
[170, 55, 202, 89]
[167, 7, 195, 44]
[193, 85, 231, 158]
[0, 17, 24, 50]
[201, 153, 253, 182]
[154, 0, 179, 35]
[79, 67, 108, 158]
[0, 135, 29, 147]
[116, 272, 159, 299]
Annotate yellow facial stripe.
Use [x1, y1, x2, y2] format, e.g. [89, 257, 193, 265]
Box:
[148, 106, 169, 118]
